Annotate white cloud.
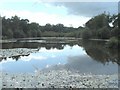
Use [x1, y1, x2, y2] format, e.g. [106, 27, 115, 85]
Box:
[21, 55, 47, 61]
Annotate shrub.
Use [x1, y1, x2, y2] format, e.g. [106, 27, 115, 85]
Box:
[107, 37, 119, 48]
[81, 30, 91, 39]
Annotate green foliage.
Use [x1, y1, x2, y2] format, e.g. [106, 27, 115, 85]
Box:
[118, 13, 120, 28]
[82, 40, 119, 65]
[2, 29, 13, 38]
[2, 13, 119, 42]
[111, 27, 119, 37]
[2, 16, 80, 39]
[13, 29, 25, 38]
[97, 26, 110, 39]
[2, 16, 42, 38]
[84, 13, 119, 41]
[41, 31, 60, 37]
[81, 30, 91, 39]
[107, 37, 119, 48]
[85, 13, 109, 30]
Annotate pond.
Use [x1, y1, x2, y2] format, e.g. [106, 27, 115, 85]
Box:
[0, 39, 119, 75]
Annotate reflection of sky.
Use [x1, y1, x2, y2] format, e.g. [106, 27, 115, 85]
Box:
[1, 45, 85, 73]
[1, 44, 118, 74]
[66, 55, 118, 75]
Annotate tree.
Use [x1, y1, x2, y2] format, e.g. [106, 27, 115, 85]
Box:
[44, 23, 52, 31]
[11, 15, 21, 31]
[85, 13, 110, 30]
[28, 22, 41, 37]
[111, 27, 119, 37]
[81, 29, 91, 39]
[13, 29, 25, 38]
[20, 19, 29, 36]
[97, 26, 110, 39]
[110, 14, 118, 28]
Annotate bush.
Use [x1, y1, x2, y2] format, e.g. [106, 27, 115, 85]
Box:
[97, 26, 110, 39]
[81, 30, 91, 39]
[107, 37, 119, 48]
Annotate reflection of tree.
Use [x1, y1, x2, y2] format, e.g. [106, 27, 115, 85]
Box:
[1, 40, 80, 62]
[45, 43, 65, 50]
[81, 40, 119, 65]
[10, 54, 30, 61]
[0, 57, 7, 62]
[11, 55, 21, 61]
[1, 39, 119, 65]
[2, 40, 80, 50]
[0, 54, 30, 62]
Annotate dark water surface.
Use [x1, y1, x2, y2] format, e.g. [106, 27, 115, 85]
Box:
[0, 39, 119, 74]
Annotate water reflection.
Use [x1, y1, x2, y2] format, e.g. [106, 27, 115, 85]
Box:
[66, 55, 118, 74]
[0, 39, 119, 74]
[1, 45, 84, 73]
[46, 55, 118, 74]
[82, 40, 119, 65]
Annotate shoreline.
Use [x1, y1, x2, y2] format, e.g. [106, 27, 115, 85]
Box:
[0, 69, 118, 88]
[0, 37, 109, 43]
[0, 48, 38, 60]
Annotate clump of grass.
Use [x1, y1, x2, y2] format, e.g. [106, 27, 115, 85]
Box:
[106, 37, 119, 48]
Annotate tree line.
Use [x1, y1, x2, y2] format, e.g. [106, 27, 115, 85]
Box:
[82, 13, 119, 39]
[2, 13, 119, 41]
[2, 16, 79, 38]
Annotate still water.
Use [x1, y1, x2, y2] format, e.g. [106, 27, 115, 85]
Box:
[0, 39, 119, 74]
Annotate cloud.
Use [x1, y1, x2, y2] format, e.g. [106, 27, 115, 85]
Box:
[21, 55, 47, 61]
[53, 2, 118, 17]
[3, 2, 117, 27]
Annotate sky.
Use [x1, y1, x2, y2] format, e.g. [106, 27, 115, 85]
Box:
[0, 0, 119, 28]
